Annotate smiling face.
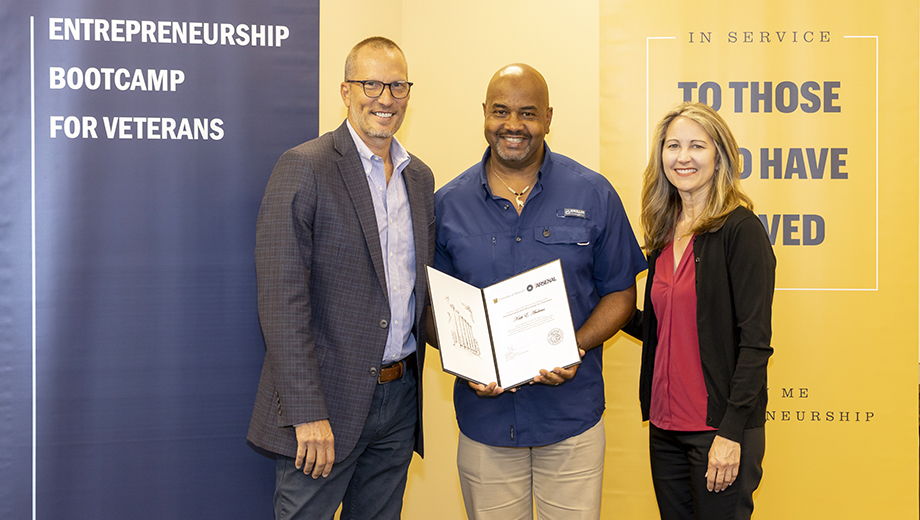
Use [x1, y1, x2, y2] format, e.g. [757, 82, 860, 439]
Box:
[341, 46, 409, 149]
[661, 116, 717, 201]
[482, 65, 553, 172]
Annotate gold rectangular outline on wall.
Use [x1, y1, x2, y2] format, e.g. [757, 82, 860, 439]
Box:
[645, 35, 879, 292]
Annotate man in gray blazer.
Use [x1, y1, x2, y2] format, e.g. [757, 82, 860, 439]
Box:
[248, 37, 434, 520]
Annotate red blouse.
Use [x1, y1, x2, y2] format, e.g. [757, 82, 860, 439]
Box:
[649, 237, 716, 432]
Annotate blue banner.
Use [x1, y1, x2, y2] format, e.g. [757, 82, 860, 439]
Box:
[0, 1, 319, 518]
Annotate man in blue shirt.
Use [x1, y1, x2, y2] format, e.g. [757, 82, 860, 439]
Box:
[434, 64, 646, 519]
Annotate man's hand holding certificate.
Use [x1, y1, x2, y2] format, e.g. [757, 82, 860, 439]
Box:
[426, 259, 581, 390]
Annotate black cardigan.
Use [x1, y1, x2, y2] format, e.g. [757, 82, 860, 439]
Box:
[625, 206, 776, 442]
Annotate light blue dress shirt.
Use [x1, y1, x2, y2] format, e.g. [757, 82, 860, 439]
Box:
[346, 121, 417, 364]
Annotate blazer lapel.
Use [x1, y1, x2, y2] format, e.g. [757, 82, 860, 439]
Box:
[403, 164, 430, 323]
[333, 123, 389, 300]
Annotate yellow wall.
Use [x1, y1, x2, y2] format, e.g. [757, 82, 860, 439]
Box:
[319, 0, 600, 181]
[600, 1, 919, 518]
[319, 1, 919, 519]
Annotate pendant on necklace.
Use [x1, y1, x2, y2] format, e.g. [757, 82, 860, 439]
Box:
[505, 184, 528, 209]
[491, 166, 533, 211]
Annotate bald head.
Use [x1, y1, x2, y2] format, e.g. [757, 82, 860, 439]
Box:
[482, 63, 553, 172]
[485, 63, 550, 109]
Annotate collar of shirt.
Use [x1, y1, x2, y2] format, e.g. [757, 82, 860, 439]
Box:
[346, 119, 411, 181]
[477, 143, 551, 201]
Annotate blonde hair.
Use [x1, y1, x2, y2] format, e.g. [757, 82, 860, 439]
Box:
[640, 102, 753, 251]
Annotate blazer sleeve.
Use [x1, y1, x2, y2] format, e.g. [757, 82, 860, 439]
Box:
[255, 146, 328, 427]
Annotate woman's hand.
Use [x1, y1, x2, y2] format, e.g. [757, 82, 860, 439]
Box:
[706, 435, 740, 492]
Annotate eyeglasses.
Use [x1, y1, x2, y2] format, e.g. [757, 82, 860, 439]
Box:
[346, 80, 413, 99]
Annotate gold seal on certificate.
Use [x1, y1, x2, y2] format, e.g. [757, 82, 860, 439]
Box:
[426, 259, 581, 389]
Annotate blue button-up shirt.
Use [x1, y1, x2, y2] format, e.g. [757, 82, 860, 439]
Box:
[434, 145, 646, 447]
[346, 121, 416, 364]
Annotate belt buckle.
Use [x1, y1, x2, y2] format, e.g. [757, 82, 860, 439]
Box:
[378, 359, 404, 384]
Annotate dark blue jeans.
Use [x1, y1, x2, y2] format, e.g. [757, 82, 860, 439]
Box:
[649, 424, 765, 520]
[274, 365, 418, 520]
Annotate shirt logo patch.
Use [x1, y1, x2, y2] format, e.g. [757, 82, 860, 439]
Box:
[563, 208, 586, 219]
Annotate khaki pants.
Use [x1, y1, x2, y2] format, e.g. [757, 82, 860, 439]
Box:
[457, 418, 605, 520]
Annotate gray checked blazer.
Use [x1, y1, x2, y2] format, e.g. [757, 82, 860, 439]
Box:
[248, 121, 435, 460]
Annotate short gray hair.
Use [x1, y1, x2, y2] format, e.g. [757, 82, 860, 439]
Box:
[344, 37, 405, 80]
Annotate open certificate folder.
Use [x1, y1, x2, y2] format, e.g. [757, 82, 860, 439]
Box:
[426, 259, 581, 389]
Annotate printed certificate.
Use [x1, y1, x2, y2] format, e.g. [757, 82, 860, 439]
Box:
[426, 259, 580, 389]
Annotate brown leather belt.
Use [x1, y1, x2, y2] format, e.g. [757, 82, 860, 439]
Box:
[378, 353, 414, 384]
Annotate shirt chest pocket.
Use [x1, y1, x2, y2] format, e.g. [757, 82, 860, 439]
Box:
[533, 226, 592, 246]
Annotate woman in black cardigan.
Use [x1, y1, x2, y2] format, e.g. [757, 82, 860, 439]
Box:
[624, 102, 775, 520]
